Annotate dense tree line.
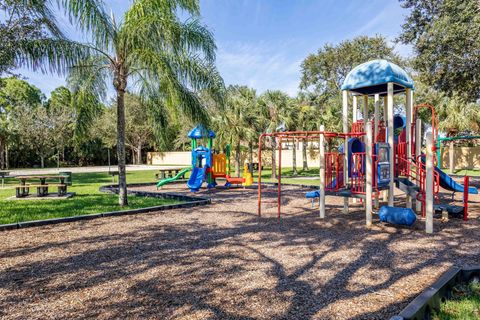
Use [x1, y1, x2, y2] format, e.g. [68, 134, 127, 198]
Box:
[1, 0, 479, 206]
[2, 30, 479, 173]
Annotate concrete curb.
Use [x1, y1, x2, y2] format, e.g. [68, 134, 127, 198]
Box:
[390, 266, 480, 320]
[0, 183, 210, 232]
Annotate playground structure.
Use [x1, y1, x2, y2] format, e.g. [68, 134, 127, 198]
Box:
[157, 126, 253, 191]
[257, 59, 478, 233]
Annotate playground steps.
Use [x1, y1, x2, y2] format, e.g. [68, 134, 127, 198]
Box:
[306, 185, 390, 200]
[395, 177, 465, 216]
[306, 189, 366, 200]
[433, 204, 464, 216]
[395, 177, 420, 198]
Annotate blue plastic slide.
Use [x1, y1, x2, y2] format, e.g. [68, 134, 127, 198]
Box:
[187, 166, 207, 192]
[418, 155, 478, 194]
[435, 166, 478, 194]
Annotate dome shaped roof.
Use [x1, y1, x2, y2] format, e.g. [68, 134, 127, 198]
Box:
[187, 125, 216, 139]
[341, 59, 414, 96]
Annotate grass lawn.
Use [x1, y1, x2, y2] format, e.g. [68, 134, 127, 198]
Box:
[433, 282, 480, 320]
[0, 170, 180, 225]
[0, 166, 320, 225]
[255, 167, 320, 185]
[447, 169, 480, 177]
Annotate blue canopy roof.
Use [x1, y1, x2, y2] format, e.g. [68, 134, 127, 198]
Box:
[341, 59, 414, 96]
[187, 125, 216, 139]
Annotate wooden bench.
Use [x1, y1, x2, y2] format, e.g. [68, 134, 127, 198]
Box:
[15, 184, 68, 197]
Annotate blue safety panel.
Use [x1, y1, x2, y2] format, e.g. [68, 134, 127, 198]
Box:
[341, 59, 414, 95]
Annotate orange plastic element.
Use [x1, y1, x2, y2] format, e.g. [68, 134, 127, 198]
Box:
[212, 154, 227, 178]
[226, 176, 245, 184]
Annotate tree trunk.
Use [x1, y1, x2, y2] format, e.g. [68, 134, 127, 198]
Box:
[137, 143, 142, 165]
[302, 139, 308, 171]
[235, 142, 241, 176]
[271, 138, 276, 179]
[116, 88, 128, 206]
[5, 145, 8, 169]
[0, 142, 4, 170]
[248, 141, 253, 165]
[40, 156, 44, 168]
[131, 147, 136, 165]
[449, 140, 454, 173]
[292, 139, 298, 176]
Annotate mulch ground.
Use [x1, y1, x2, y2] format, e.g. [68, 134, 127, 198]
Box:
[1, 181, 479, 320]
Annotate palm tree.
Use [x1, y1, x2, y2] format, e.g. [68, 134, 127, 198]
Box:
[437, 96, 480, 136]
[259, 90, 291, 179]
[17, 0, 224, 206]
[212, 85, 259, 176]
[281, 99, 299, 175]
[295, 102, 319, 171]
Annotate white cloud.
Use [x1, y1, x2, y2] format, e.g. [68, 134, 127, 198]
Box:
[217, 40, 302, 96]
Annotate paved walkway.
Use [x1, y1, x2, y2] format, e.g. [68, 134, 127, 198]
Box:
[5, 165, 188, 176]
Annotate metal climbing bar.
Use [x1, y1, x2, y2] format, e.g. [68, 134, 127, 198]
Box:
[257, 130, 353, 218]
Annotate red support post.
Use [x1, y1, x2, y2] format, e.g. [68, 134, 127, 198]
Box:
[257, 134, 264, 217]
[464, 176, 469, 221]
[278, 137, 282, 220]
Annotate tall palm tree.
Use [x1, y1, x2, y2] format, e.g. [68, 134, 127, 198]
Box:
[259, 90, 291, 179]
[212, 85, 259, 176]
[17, 0, 224, 205]
[281, 99, 299, 175]
[295, 102, 319, 171]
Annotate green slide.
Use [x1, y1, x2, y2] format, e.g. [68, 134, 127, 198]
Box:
[156, 168, 191, 188]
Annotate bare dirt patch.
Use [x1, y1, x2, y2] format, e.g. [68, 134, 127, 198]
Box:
[0, 182, 479, 319]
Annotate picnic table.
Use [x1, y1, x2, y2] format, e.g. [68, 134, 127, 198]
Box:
[14, 175, 69, 198]
[155, 168, 188, 180]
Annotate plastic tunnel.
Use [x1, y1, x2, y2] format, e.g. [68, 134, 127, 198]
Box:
[338, 138, 365, 177]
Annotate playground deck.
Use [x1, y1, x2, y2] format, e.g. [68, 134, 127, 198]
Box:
[0, 182, 479, 319]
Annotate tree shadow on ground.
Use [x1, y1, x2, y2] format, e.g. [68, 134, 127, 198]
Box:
[0, 186, 479, 319]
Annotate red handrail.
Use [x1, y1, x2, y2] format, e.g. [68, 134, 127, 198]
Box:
[350, 151, 380, 195]
[325, 152, 344, 191]
[396, 153, 440, 217]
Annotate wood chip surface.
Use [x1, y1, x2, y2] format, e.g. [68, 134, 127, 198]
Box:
[1, 182, 479, 319]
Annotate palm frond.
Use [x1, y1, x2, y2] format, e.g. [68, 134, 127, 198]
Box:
[122, 12, 215, 62]
[67, 56, 109, 137]
[24, 0, 64, 38]
[179, 18, 216, 62]
[125, 0, 199, 19]
[131, 47, 223, 124]
[15, 38, 93, 75]
[141, 90, 171, 149]
[59, 0, 115, 49]
[68, 56, 109, 99]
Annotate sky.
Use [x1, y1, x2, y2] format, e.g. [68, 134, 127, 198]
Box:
[16, 0, 412, 97]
